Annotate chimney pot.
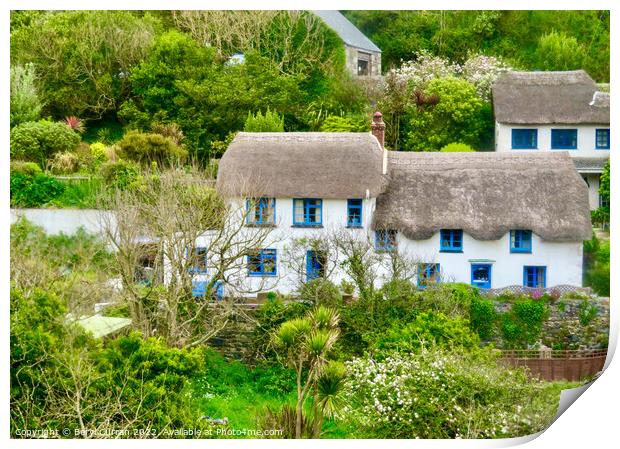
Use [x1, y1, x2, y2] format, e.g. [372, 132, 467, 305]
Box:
[371, 111, 385, 149]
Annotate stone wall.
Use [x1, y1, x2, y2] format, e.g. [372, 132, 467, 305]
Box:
[345, 45, 381, 77]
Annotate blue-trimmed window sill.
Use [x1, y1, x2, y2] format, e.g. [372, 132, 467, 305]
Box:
[346, 225, 364, 229]
[510, 249, 532, 254]
[245, 223, 277, 228]
[292, 224, 323, 228]
[440, 249, 463, 253]
[247, 273, 278, 277]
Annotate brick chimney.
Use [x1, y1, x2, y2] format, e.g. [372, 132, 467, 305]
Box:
[371, 111, 385, 149]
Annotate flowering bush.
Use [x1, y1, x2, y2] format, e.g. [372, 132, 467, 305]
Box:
[461, 55, 511, 101]
[342, 349, 560, 438]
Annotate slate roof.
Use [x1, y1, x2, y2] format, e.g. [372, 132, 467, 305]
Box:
[313, 10, 381, 53]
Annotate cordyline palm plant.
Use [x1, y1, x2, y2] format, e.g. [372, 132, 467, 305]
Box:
[272, 306, 346, 438]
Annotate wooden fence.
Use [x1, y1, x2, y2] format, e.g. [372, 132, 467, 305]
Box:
[500, 349, 607, 381]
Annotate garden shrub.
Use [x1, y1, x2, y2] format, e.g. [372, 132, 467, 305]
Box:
[99, 159, 140, 190]
[343, 348, 561, 438]
[243, 109, 285, 132]
[298, 278, 342, 306]
[10, 160, 43, 176]
[370, 311, 480, 355]
[10, 120, 80, 166]
[439, 142, 475, 152]
[118, 130, 188, 166]
[319, 115, 367, 132]
[469, 296, 497, 340]
[501, 299, 549, 348]
[10, 172, 66, 207]
[578, 299, 599, 326]
[49, 151, 80, 174]
[415, 282, 480, 318]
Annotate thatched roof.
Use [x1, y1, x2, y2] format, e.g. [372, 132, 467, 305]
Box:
[493, 70, 610, 125]
[216, 132, 387, 199]
[373, 152, 591, 242]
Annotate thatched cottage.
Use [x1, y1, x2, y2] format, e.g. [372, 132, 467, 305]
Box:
[492, 70, 610, 210]
[213, 113, 591, 297]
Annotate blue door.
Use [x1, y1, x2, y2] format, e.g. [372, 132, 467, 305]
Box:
[306, 250, 323, 282]
[471, 264, 492, 289]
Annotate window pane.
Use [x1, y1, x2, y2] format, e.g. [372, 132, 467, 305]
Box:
[294, 200, 305, 224]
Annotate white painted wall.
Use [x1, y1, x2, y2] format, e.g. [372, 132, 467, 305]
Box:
[582, 173, 602, 210]
[201, 198, 584, 297]
[495, 122, 611, 157]
[10, 208, 114, 236]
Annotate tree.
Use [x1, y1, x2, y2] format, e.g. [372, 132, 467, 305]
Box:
[10, 63, 43, 127]
[11, 11, 157, 118]
[102, 169, 280, 347]
[272, 306, 345, 438]
[244, 109, 285, 132]
[534, 31, 586, 72]
[405, 77, 487, 151]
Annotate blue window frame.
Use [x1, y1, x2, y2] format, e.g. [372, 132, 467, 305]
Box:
[293, 199, 322, 226]
[440, 229, 463, 252]
[246, 197, 275, 225]
[523, 266, 546, 288]
[188, 246, 208, 273]
[375, 230, 397, 252]
[247, 249, 277, 277]
[596, 129, 610, 149]
[510, 230, 532, 253]
[512, 129, 538, 149]
[306, 250, 325, 282]
[347, 199, 363, 227]
[471, 264, 492, 289]
[551, 129, 578, 149]
[418, 263, 440, 288]
[192, 279, 224, 299]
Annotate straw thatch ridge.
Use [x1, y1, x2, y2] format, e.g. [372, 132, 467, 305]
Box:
[373, 152, 591, 242]
[216, 132, 387, 199]
[493, 70, 610, 125]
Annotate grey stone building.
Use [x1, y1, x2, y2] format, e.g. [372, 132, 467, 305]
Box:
[313, 10, 381, 77]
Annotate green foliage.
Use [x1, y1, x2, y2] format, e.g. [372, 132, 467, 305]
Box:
[118, 130, 188, 166]
[319, 115, 368, 132]
[344, 10, 609, 82]
[344, 348, 562, 438]
[440, 142, 475, 152]
[298, 278, 342, 307]
[10, 172, 66, 207]
[11, 10, 158, 118]
[406, 77, 487, 151]
[99, 160, 141, 190]
[370, 312, 480, 355]
[592, 160, 610, 226]
[501, 299, 549, 348]
[244, 109, 285, 132]
[10, 160, 43, 176]
[583, 235, 610, 296]
[10, 120, 80, 166]
[578, 299, 599, 326]
[10, 63, 43, 127]
[469, 296, 497, 341]
[533, 31, 586, 71]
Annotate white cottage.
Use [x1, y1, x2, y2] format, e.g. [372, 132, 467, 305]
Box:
[492, 70, 610, 210]
[212, 114, 592, 298]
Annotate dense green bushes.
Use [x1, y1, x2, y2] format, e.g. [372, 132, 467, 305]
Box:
[118, 130, 188, 166]
[10, 172, 66, 207]
[584, 235, 610, 297]
[10, 120, 80, 166]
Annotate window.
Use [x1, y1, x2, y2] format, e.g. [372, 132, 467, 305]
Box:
[512, 129, 538, 149]
[510, 230, 532, 253]
[440, 229, 463, 252]
[524, 266, 546, 288]
[375, 230, 397, 251]
[192, 280, 224, 300]
[418, 263, 440, 288]
[596, 129, 610, 149]
[246, 197, 275, 226]
[347, 199, 363, 227]
[188, 246, 208, 273]
[247, 249, 277, 277]
[293, 199, 322, 226]
[357, 52, 371, 76]
[471, 264, 492, 289]
[551, 129, 578, 149]
[306, 250, 326, 282]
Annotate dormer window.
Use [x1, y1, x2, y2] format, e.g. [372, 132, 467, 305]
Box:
[551, 129, 578, 149]
[375, 229, 397, 252]
[510, 230, 532, 253]
[440, 229, 463, 252]
[246, 198, 275, 226]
